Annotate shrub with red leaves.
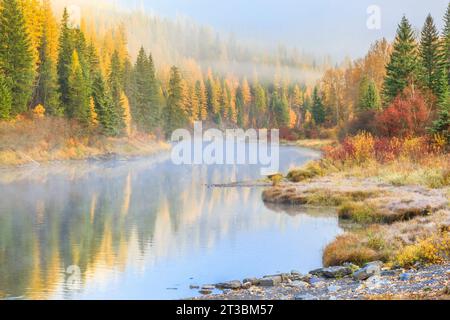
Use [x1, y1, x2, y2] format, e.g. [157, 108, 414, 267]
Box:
[376, 87, 431, 138]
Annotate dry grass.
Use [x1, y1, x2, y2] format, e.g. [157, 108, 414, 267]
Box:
[293, 139, 337, 150]
[323, 231, 391, 267]
[324, 210, 450, 268]
[0, 117, 169, 166]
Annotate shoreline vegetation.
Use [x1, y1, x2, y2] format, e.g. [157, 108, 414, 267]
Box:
[199, 133, 450, 300]
[0, 117, 169, 167]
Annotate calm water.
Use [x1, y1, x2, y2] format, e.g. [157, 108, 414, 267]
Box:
[0, 145, 342, 300]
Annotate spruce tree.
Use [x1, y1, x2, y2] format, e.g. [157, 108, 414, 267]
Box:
[165, 66, 188, 138]
[431, 68, 450, 143]
[92, 72, 115, 136]
[35, 23, 61, 115]
[420, 14, 442, 96]
[311, 87, 325, 125]
[67, 50, 90, 124]
[443, 3, 450, 84]
[108, 51, 125, 135]
[0, 0, 34, 115]
[235, 87, 245, 128]
[358, 77, 381, 111]
[57, 8, 74, 110]
[147, 53, 161, 130]
[0, 72, 12, 120]
[384, 16, 419, 103]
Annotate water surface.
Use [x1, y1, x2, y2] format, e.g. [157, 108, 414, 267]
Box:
[0, 145, 342, 299]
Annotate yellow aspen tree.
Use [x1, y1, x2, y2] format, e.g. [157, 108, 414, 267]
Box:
[41, 0, 58, 62]
[120, 92, 132, 137]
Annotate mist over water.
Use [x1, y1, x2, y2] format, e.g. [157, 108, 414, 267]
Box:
[0, 145, 342, 300]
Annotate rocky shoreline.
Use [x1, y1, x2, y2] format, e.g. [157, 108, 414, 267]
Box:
[195, 262, 450, 300]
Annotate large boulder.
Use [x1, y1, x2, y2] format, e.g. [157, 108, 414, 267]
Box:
[353, 261, 383, 281]
[310, 266, 353, 279]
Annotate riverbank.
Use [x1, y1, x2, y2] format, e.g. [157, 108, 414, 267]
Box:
[197, 263, 450, 300]
[198, 135, 450, 300]
[0, 117, 170, 167]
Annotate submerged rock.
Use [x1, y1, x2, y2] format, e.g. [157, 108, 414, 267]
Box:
[215, 280, 242, 290]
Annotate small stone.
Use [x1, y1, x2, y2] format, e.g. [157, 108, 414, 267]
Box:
[259, 276, 282, 287]
[199, 289, 213, 295]
[291, 270, 302, 276]
[353, 261, 383, 281]
[215, 280, 242, 290]
[294, 293, 318, 301]
[309, 276, 325, 287]
[365, 276, 386, 290]
[287, 281, 310, 289]
[328, 285, 341, 293]
[189, 285, 200, 289]
[399, 273, 413, 281]
[243, 277, 259, 285]
[242, 282, 252, 290]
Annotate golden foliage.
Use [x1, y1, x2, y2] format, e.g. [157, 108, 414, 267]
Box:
[33, 104, 45, 118]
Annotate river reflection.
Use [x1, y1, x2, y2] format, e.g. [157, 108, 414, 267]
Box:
[0, 146, 342, 300]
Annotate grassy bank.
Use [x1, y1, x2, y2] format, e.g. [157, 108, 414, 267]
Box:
[267, 133, 450, 270]
[0, 117, 170, 167]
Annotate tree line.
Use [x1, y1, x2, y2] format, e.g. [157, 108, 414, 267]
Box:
[0, 0, 448, 142]
[311, 5, 449, 142]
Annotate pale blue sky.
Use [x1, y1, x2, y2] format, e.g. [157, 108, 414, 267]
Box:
[125, 0, 449, 60]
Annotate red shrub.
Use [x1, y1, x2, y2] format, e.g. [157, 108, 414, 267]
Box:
[376, 87, 431, 138]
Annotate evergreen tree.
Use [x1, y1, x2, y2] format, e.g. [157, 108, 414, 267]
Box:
[443, 3, 450, 84]
[419, 14, 442, 96]
[165, 66, 188, 137]
[131, 48, 160, 132]
[358, 77, 381, 111]
[35, 23, 61, 115]
[147, 53, 161, 129]
[0, 72, 12, 120]
[57, 8, 74, 109]
[384, 16, 419, 103]
[195, 80, 208, 121]
[108, 50, 125, 134]
[0, 0, 34, 115]
[431, 68, 450, 143]
[92, 72, 115, 136]
[67, 50, 90, 123]
[272, 90, 290, 128]
[235, 87, 245, 128]
[311, 86, 325, 125]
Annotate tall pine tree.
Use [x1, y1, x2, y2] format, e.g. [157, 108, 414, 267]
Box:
[67, 50, 90, 124]
[443, 3, 450, 85]
[419, 14, 442, 97]
[0, 0, 34, 115]
[57, 8, 74, 110]
[384, 16, 419, 103]
[108, 50, 125, 135]
[165, 66, 188, 137]
[0, 72, 12, 120]
[35, 23, 61, 115]
[311, 86, 325, 125]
